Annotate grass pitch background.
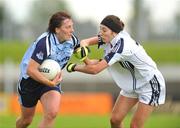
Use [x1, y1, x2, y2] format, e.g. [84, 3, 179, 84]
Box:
[0, 41, 180, 64]
[0, 113, 180, 128]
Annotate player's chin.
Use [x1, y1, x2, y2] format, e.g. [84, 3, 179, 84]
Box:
[66, 35, 72, 40]
[103, 39, 108, 43]
[101, 38, 106, 42]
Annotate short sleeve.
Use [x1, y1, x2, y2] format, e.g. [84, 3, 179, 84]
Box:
[104, 38, 124, 65]
[31, 37, 48, 64]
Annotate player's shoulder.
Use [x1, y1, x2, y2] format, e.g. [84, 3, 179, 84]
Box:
[36, 32, 49, 42]
[34, 32, 48, 46]
[118, 30, 128, 36]
[118, 31, 138, 46]
[115, 31, 139, 54]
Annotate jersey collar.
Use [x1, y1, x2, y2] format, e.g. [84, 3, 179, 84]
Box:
[111, 33, 120, 47]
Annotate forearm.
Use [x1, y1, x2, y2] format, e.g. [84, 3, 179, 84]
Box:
[27, 67, 55, 86]
[74, 60, 108, 74]
[67, 57, 108, 74]
[27, 59, 55, 86]
[84, 58, 101, 65]
[80, 36, 98, 46]
[74, 64, 99, 74]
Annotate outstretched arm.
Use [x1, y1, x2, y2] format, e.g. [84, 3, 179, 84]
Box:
[74, 36, 101, 62]
[67, 59, 108, 74]
[83, 58, 102, 65]
[80, 36, 99, 46]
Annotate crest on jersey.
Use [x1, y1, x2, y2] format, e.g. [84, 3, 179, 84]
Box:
[36, 51, 44, 60]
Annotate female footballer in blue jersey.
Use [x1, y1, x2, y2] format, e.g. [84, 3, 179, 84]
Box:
[16, 11, 81, 128]
[67, 15, 166, 128]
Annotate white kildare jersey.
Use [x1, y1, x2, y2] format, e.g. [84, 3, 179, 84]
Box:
[102, 31, 164, 92]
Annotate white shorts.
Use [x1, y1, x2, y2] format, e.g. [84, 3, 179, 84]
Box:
[120, 75, 166, 106]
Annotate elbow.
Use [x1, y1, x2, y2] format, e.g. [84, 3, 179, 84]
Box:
[91, 71, 98, 75]
[91, 69, 101, 75]
[88, 65, 103, 75]
[27, 65, 36, 77]
[27, 66, 32, 76]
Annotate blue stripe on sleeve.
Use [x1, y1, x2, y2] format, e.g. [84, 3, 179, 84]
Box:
[117, 38, 124, 53]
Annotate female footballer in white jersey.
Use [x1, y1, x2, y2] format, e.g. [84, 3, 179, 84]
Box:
[67, 15, 166, 128]
[16, 11, 80, 128]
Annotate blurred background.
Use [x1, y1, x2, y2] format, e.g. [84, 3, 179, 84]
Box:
[0, 0, 180, 127]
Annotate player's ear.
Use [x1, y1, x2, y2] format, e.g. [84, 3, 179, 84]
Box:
[55, 27, 61, 34]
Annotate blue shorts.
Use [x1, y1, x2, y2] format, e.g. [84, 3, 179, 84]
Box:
[17, 77, 62, 108]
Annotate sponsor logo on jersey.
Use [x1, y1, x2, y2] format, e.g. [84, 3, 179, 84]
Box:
[36, 51, 44, 60]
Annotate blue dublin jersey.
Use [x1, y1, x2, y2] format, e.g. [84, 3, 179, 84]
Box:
[19, 32, 79, 79]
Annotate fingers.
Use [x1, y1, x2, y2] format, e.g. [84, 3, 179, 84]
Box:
[74, 46, 90, 61]
[66, 63, 76, 72]
[52, 72, 63, 86]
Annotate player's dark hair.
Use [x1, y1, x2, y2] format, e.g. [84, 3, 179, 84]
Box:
[48, 11, 71, 33]
[101, 15, 124, 33]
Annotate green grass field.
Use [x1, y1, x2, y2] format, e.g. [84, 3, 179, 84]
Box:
[0, 113, 179, 128]
[0, 41, 180, 64]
